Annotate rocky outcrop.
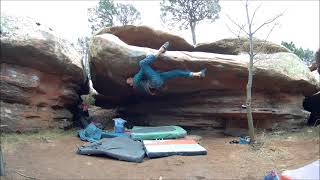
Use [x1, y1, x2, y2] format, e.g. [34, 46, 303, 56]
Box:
[89, 32, 319, 129]
[96, 26, 289, 55]
[96, 25, 194, 51]
[194, 38, 289, 55]
[0, 14, 87, 132]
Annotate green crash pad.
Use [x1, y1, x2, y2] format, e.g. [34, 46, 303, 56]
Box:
[130, 126, 187, 140]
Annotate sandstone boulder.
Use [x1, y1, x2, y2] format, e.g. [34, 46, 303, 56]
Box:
[194, 38, 289, 55]
[0, 14, 87, 132]
[89, 30, 319, 129]
[96, 25, 194, 51]
[96, 26, 289, 55]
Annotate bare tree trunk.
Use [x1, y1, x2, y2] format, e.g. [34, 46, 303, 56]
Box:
[190, 22, 197, 45]
[246, 1, 255, 142]
[226, 0, 284, 142]
[246, 52, 255, 142]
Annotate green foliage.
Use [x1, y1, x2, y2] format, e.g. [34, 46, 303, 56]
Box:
[160, 0, 221, 44]
[81, 94, 96, 105]
[88, 0, 141, 32]
[281, 41, 315, 65]
[88, 0, 116, 32]
[116, 4, 141, 26]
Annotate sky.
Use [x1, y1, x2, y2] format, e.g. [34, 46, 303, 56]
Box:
[1, 0, 319, 52]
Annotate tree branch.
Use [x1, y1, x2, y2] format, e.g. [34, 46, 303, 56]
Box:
[245, 0, 251, 32]
[15, 170, 36, 179]
[225, 23, 245, 38]
[245, 0, 254, 57]
[225, 14, 249, 35]
[252, 11, 285, 35]
[253, 22, 278, 59]
[250, 2, 263, 24]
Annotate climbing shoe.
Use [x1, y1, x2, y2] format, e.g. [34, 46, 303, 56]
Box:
[200, 68, 207, 78]
[161, 41, 170, 51]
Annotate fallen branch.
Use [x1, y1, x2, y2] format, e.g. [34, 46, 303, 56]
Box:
[15, 170, 36, 179]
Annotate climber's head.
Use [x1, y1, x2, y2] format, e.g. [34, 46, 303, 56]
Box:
[126, 77, 133, 86]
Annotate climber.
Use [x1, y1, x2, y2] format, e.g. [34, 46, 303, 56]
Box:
[75, 95, 92, 128]
[126, 42, 206, 95]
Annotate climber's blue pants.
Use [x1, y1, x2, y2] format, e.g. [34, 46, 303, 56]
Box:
[139, 54, 192, 88]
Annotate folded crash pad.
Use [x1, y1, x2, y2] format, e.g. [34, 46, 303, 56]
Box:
[143, 139, 207, 158]
[78, 123, 130, 142]
[78, 123, 102, 142]
[130, 126, 187, 140]
[77, 137, 145, 163]
[281, 160, 319, 180]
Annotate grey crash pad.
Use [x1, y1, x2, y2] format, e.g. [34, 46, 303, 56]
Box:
[77, 137, 145, 163]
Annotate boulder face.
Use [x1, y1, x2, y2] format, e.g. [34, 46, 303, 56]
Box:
[90, 27, 319, 129]
[96, 26, 289, 55]
[194, 38, 289, 55]
[96, 25, 194, 51]
[0, 14, 86, 132]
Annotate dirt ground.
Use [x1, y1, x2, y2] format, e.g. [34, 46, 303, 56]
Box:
[1, 127, 319, 180]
